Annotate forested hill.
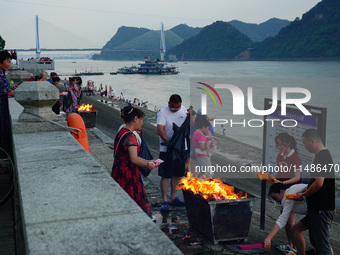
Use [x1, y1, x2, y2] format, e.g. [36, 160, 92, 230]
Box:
[229, 18, 290, 42]
[93, 26, 152, 60]
[170, 24, 202, 40]
[102, 26, 151, 50]
[93, 24, 200, 60]
[250, 0, 340, 59]
[167, 21, 253, 61]
[92, 19, 288, 60]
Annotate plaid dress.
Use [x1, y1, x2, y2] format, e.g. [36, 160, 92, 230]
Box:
[64, 83, 78, 113]
[0, 71, 13, 160]
[111, 128, 151, 217]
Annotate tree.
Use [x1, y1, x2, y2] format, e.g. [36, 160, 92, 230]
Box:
[0, 35, 5, 50]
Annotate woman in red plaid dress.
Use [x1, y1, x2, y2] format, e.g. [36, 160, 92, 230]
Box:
[112, 106, 156, 218]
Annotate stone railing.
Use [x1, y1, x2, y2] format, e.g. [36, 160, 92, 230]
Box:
[9, 81, 182, 254]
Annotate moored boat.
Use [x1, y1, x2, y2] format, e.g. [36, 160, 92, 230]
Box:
[117, 23, 179, 75]
[167, 54, 179, 62]
[117, 57, 178, 75]
[75, 71, 104, 76]
[138, 57, 178, 74]
[117, 65, 138, 74]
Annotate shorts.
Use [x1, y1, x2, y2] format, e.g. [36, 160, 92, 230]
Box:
[300, 215, 310, 227]
[158, 152, 185, 178]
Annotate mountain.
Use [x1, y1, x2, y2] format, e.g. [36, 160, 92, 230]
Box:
[170, 24, 202, 40]
[102, 26, 150, 50]
[94, 26, 150, 60]
[93, 24, 200, 60]
[92, 19, 290, 60]
[90, 0, 340, 61]
[114, 30, 183, 51]
[167, 21, 253, 60]
[229, 18, 291, 42]
[250, 0, 340, 59]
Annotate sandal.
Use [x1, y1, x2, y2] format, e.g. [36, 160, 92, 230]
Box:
[276, 244, 297, 254]
[287, 245, 297, 253]
[277, 244, 288, 252]
[277, 244, 291, 253]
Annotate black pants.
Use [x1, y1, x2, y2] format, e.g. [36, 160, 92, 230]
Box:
[0, 95, 13, 161]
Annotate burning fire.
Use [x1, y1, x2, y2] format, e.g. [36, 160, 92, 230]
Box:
[78, 103, 95, 111]
[179, 172, 247, 201]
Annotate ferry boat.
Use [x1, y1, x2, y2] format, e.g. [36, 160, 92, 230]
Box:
[117, 57, 178, 75]
[117, 65, 138, 74]
[117, 23, 179, 75]
[138, 57, 178, 74]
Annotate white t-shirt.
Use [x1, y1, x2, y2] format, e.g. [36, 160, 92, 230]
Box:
[157, 105, 187, 152]
[276, 183, 308, 229]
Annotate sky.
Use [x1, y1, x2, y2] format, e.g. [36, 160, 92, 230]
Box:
[1, 0, 322, 49]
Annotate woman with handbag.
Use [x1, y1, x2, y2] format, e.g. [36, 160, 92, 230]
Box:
[64, 77, 79, 117]
[112, 106, 157, 218]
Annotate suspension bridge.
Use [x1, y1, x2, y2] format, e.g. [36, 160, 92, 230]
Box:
[1, 17, 102, 51]
[1, 17, 181, 60]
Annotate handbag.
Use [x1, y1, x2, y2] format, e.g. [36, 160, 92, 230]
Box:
[138, 132, 153, 177]
[62, 91, 73, 112]
[67, 91, 73, 105]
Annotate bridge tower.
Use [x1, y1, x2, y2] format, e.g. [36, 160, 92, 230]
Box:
[160, 23, 166, 61]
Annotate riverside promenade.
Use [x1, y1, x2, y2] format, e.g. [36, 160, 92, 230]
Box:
[4, 88, 340, 255]
[7, 94, 182, 255]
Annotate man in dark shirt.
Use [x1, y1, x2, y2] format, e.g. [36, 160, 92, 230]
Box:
[47, 72, 58, 84]
[296, 128, 335, 255]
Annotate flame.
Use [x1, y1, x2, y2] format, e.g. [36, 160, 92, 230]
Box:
[179, 172, 247, 201]
[78, 103, 95, 111]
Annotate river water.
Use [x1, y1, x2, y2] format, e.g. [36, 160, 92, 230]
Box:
[19, 55, 340, 168]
